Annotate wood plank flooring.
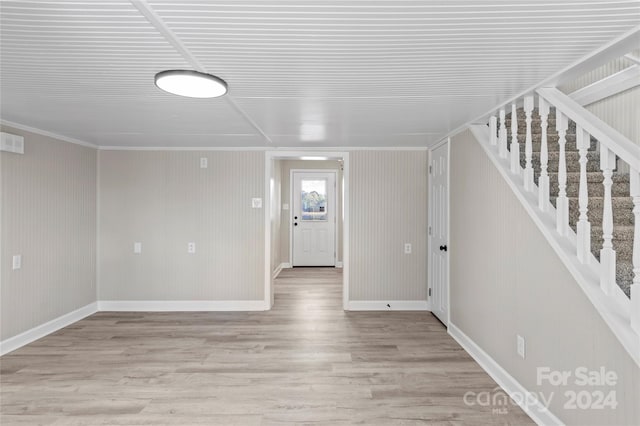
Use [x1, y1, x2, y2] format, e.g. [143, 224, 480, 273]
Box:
[1, 268, 534, 425]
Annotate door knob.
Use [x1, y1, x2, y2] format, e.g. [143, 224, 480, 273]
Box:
[294, 223, 298, 226]
[294, 216, 298, 220]
[439, 245, 448, 252]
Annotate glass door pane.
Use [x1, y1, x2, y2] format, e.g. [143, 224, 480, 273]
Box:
[301, 179, 328, 221]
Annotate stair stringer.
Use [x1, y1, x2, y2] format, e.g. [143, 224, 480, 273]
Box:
[469, 124, 639, 366]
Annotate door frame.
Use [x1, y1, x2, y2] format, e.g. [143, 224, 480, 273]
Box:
[289, 169, 339, 267]
[264, 151, 350, 310]
[427, 138, 451, 327]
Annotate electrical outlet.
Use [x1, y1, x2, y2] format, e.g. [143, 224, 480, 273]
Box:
[404, 243, 412, 254]
[133, 242, 142, 254]
[517, 335, 526, 359]
[200, 157, 208, 168]
[12, 255, 22, 270]
[188, 242, 196, 254]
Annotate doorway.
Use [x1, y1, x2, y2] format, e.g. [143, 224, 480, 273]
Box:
[264, 152, 349, 310]
[429, 139, 450, 326]
[291, 170, 337, 267]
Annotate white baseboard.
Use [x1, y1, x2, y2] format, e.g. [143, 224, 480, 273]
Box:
[281, 262, 292, 269]
[0, 302, 98, 356]
[448, 323, 563, 426]
[347, 300, 429, 311]
[273, 263, 284, 279]
[97, 300, 268, 312]
[335, 261, 343, 268]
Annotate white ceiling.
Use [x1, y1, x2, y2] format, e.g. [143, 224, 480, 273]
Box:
[1, 1, 638, 148]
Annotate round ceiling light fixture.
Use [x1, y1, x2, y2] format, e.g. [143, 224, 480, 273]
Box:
[154, 70, 228, 98]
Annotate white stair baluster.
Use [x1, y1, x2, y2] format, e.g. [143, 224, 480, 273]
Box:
[490, 115, 497, 147]
[630, 170, 640, 334]
[499, 108, 507, 159]
[576, 127, 591, 263]
[523, 96, 534, 191]
[510, 103, 520, 175]
[600, 146, 616, 295]
[538, 97, 550, 212]
[556, 110, 569, 236]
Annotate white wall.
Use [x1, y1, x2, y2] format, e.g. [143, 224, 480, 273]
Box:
[98, 150, 264, 301]
[450, 129, 640, 425]
[0, 125, 97, 341]
[349, 150, 428, 302]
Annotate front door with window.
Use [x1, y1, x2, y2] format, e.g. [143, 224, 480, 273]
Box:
[292, 171, 336, 266]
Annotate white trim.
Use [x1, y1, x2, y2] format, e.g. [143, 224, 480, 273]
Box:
[448, 323, 564, 426]
[427, 137, 452, 324]
[469, 124, 639, 367]
[347, 300, 429, 311]
[569, 65, 640, 107]
[272, 262, 286, 279]
[0, 120, 98, 149]
[97, 300, 268, 312]
[289, 169, 339, 267]
[99, 146, 430, 151]
[0, 302, 98, 356]
[280, 262, 292, 269]
[335, 261, 343, 268]
[265, 151, 350, 311]
[100, 145, 269, 151]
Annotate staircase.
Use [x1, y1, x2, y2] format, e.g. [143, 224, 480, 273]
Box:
[505, 108, 633, 297]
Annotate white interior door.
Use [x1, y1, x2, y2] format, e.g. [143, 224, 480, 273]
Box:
[292, 171, 336, 266]
[430, 142, 449, 325]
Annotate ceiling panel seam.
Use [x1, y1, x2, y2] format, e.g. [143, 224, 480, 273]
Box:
[128, 0, 273, 144]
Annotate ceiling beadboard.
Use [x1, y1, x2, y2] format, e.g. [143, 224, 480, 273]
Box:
[1, 1, 638, 147]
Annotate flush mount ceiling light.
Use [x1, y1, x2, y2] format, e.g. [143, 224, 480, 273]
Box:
[154, 70, 228, 98]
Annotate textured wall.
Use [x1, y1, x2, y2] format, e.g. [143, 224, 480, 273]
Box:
[0, 125, 96, 340]
[349, 151, 428, 301]
[98, 150, 264, 301]
[450, 129, 639, 425]
[279, 160, 343, 266]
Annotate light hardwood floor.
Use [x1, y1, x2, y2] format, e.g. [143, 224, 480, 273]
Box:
[1, 268, 533, 425]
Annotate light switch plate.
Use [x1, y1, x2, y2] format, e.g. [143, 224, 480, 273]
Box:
[133, 242, 142, 254]
[282, 203, 289, 210]
[252, 198, 262, 208]
[200, 157, 208, 169]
